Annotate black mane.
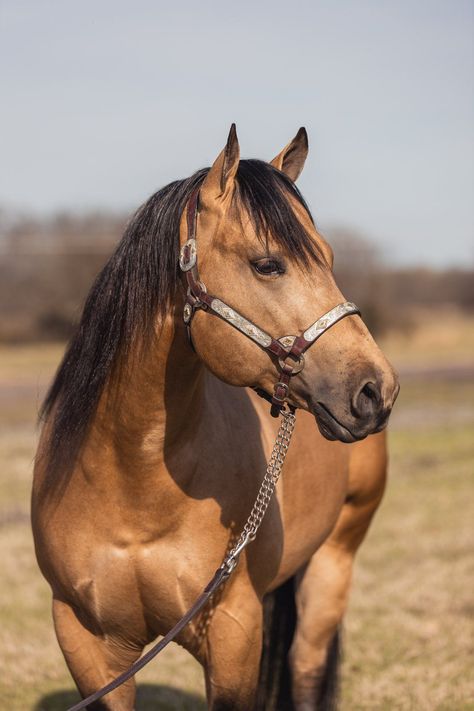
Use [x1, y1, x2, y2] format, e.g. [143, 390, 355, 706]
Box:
[40, 160, 319, 482]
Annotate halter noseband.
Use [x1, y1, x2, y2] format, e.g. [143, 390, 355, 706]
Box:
[179, 188, 360, 417]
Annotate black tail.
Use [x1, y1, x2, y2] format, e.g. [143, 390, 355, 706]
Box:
[255, 577, 296, 711]
[254, 576, 341, 711]
[317, 627, 341, 711]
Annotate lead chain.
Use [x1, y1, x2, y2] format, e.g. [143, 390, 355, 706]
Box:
[222, 409, 296, 574]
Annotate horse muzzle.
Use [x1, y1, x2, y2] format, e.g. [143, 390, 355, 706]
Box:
[311, 374, 400, 443]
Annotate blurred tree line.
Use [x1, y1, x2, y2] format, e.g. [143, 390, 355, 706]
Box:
[329, 227, 473, 336]
[0, 211, 472, 342]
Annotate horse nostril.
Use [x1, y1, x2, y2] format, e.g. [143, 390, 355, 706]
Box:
[361, 382, 380, 404]
[353, 381, 382, 419]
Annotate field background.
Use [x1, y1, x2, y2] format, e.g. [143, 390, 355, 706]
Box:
[1, 309, 473, 710]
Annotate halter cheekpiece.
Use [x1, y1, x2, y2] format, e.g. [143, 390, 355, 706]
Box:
[180, 188, 360, 417]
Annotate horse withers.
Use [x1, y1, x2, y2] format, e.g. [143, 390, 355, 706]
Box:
[32, 126, 399, 710]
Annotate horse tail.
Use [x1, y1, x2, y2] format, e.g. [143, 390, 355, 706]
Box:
[254, 576, 342, 711]
[255, 576, 296, 710]
[317, 627, 341, 711]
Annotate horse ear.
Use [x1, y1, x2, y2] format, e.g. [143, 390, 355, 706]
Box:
[200, 124, 240, 205]
[270, 127, 308, 181]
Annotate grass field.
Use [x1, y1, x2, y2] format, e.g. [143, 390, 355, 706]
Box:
[1, 315, 473, 710]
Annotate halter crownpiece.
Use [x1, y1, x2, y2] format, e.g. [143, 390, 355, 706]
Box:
[180, 188, 360, 417]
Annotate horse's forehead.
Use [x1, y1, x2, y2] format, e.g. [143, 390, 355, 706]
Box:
[206, 204, 258, 251]
[196, 188, 331, 270]
[214, 196, 313, 248]
[225, 205, 330, 267]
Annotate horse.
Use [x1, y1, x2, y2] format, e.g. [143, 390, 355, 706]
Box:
[32, 125, 399, 711]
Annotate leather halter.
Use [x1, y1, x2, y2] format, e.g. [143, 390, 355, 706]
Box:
[180, 188, 360, 417]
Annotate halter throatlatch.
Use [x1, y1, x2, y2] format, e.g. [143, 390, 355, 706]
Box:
[180, 188, 360, 417]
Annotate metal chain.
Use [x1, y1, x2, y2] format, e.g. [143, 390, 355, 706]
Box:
[222, 409, 296, 574]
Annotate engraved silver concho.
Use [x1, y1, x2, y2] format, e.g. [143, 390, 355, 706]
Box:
[183, 302, 193, 324]
[179, 239, 197, 272]
[278, 335, 296, 349]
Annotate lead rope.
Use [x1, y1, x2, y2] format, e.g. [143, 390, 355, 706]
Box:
[66, 409, 296, 711]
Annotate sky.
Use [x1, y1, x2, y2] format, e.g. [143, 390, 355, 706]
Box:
[1, 0, 473, 266]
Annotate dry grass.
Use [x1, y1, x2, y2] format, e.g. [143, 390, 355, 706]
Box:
[380, 306, 474, 370]
[0, 312, 473, 709]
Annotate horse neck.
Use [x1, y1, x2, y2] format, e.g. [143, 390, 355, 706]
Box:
[91, 307, 205, 473]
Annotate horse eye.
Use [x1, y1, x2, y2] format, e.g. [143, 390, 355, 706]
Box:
[252, 258, 285, 277]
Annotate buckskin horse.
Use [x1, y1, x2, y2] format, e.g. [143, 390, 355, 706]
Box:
[32, 125, 399, 710]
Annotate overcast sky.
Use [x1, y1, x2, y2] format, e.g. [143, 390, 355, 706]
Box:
[1, 0, 473, 266]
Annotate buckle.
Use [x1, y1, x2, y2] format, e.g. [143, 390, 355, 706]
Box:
[273, 382, 289, 403]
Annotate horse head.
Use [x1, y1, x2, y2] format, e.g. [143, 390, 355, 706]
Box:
[178, 125, 399, 442]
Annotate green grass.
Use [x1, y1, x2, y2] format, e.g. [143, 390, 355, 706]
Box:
[0, 342, 473, 709]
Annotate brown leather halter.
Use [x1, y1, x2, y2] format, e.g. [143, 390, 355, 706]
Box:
[180, 188, 360, 416]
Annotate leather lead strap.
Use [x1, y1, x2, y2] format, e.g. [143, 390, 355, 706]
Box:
[66, 566, 230, 711]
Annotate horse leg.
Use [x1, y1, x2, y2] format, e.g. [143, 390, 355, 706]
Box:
[202, 581, 263, 711]
[290, 432, 387, 710]
[52, 598, 143, 710]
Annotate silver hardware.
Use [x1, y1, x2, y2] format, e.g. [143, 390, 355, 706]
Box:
[277, 336, 305, 374]
[179, 239, 197, 272]
[221, 410, 296, 573]
[183, 303, 193, 324]
[303, 302, 359, 343]
[221, 532, 253, 575]
[278, 353, 305, 374]
[211, 298, 272, 347]
[279, 335, 296, 349]
[273, 382, 289, 401]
